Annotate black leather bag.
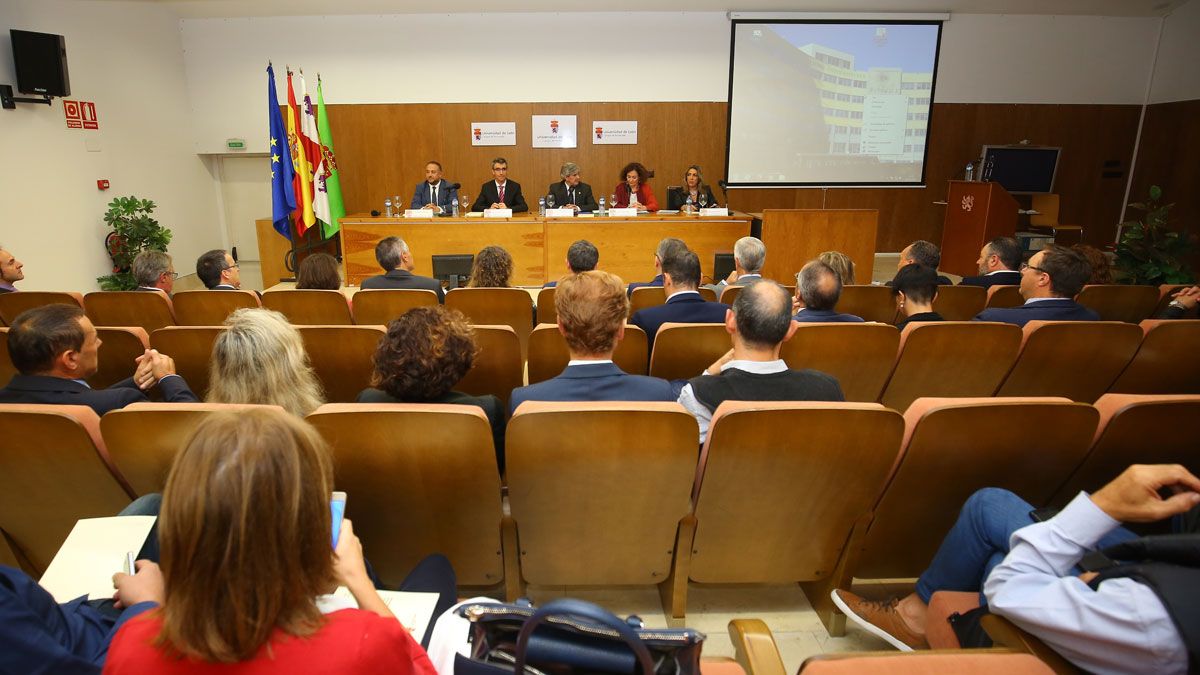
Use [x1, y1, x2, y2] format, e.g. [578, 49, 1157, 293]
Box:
[453, 598, 704, 675]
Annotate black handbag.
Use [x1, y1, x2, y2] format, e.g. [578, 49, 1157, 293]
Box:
[453, 598, 705, 675]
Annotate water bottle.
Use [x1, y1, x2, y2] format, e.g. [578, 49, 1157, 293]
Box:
[685, 195, 694, 214]
[982, 157, 995, 182]
[598, 196, 606, 216]
[384, 198, 393, 218]
[451, 197, 459, 217]
[538, 197, 546, 217]
[964, 162, 975, 182]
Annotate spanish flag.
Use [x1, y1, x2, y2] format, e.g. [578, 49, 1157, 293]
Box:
[286, 68, 316, 235]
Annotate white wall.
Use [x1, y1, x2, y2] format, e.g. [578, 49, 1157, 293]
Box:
[0, 0, 222, 293]
[1149, 0, 1200, 103]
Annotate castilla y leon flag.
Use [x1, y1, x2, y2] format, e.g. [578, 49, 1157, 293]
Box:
[313, 75, 345, 239]
[286, 69, 316, 235]
[267, 63, 296, 238]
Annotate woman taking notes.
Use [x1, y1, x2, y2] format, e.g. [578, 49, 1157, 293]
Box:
[612, 162, 658, 212]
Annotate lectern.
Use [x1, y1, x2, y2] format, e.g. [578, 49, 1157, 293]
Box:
[939, 181, 1018, 278]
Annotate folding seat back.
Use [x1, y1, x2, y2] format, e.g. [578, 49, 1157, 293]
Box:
[90, 327, 149, 390]
[535, 286, 557, 325]
[297, 325, 385, 403]
[455, 325, 523, 406]
[446, 287, 534, 358]
[149, 326, 225, 399]
[0, 291, 84, 325]
[261, 289, 353, 325]
[84, 291, 176, 334]
[931, 285, 986, 321]
[985, 285, 1022, 309]
[720, 285, 744, 305]
[0, 328, 14, 385]
[879, 322, 1022, 412]
[630, 286, 666, 315]
[834, 285, 896, 324]
[995, 321, 1142, 401]
[171, 289, 261, 326]
[855, 398, 1098, 579]
[307, 404, 508, 588]
[1076, 284, 1160, 323]
[351, 289, 439, 326]
[0, 404, 134, 573]
[796, 653, 1056, 674]
[527, 324, 648, 384]
[780, 324, 899, 402]
[649, 323, 731, 381]
[1108, 320, 1200, 394]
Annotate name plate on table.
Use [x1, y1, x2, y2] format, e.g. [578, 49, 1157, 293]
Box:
[403, 209, 435, 218]
[484, 208, 513, 218]
[545, 208, 575, 218]
[699, 207, 729, 217]
[607, 207, 637, 217]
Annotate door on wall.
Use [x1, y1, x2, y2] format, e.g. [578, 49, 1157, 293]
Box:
[219, 155, 272, 263]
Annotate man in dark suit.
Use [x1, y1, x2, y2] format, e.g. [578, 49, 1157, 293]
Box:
[891, 240, 954, 286]
[792, 260, 865, 323]
[471, 157, 528, 213]
[0, 246, 23, 293]
[546, 162, 599, 213]
[131, 250, 176, 295]
[409, 160, 458, 215]
[959, 236, 1022, 289]
[626, 237, 689, 296]
[974, 245, 1100, 327]
[630, 249, 730, 349]
[510, 271, 675, 414]
[0, 304, 198, 416]
[544, 240, 598, 288]
[195, 249, 241, 289]
[359, 236, 445, 301]
[678, 281, 844, 443]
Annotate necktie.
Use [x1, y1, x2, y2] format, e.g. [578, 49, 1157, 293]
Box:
[498, 184, 505, 203]
[431, 184, 437, 206]
[569, 188, 575, 205]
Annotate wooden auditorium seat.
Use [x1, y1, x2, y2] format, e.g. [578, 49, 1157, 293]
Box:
[445, 287, 535, 358]
[504, 402, 697, 600]
[648, 323, 730, 381]
[672, 402, 904, 633]
[0, 328, 14, 385]
[1108, 320, 1200, 394]
[931, 284, 986, 321]
[307, 403, 511, 590]
[149, 326, 225, 399]
[795, 652, 1055, 674]
[727, 619, 788, 675]
[834, 285, 896, 324]
[994, 321, 1142, 402]
[89, 327, 149, 390]
[171, 289, 261, 326]
[925, 591, 982, 649]
[985, 285, 1023, 309]
[101, 402, 281, 496]
[0, 291, 85, 325]
[719, 284, 744, 305]
[0, 404, 134, 573]
[853, 397, 1098, 581]
[350, 289, 439, 326]
[84, 290, 176, 333]
[261, 289, 353, 325]
[454, 325, 523, 406]
[297, 325, 385, 403]
[526, 323, 648, 384]
[631, 286, 719, 315]
[535, 286, 557, 325]
[878, 322, 1022, 412]
[779, 323, 899, 402]
[1075, 284, 1160, 323]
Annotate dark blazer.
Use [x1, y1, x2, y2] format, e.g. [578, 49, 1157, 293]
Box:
[666, 186, 717, 211]
[627, 274, 664, 297]
[0, 287, 13, 294]
[357, 387, 506, 473]
[360, 269, 445, 302]
[509, 362, 676, 415]
[547, 181, 598, 213]
[630, 293, 730, 348]
[896, 311, 944, 330]
[0, 373, 198, 417]
[410, 179, 458, 213]
[211, 284, 238, 290]
[974, 299, 1100, 327]
[959, 270, 1021, 288]
[886, 275, 954, 287]
[472, 180, 528, 213]
[792, 308, 865, 323]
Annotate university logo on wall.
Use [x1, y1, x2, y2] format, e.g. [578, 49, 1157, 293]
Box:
[961, 195, 975, 212]
[595, 126, 603, 140]
[474, 128, 482, 140]
[531, 115, 576, 148]
[550, 119, 559, 134]
[591, 120, 637, 145]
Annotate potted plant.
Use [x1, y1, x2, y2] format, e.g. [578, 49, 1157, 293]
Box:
[96, 196, 173, 290]
[1114, 185, 1194, 285]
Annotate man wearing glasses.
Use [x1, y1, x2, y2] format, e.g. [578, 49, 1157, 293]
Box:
[471, 157, 528, 213]
[132, 250, 178, 296]
[973, 245, 1099, 327]
[195, 249, 241, 290]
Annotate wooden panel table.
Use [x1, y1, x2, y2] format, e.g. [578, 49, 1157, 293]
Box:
[758, 209, 879, 284]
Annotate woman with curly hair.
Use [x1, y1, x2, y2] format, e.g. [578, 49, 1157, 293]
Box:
[1072, 244, 1113, 285]
[466, 245, 513, 288]
[357, 306, 506, 472]
[612, 161, 658, 211]
[206, 308, 325, 417]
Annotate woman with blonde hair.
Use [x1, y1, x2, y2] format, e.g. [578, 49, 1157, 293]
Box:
[206, 308, 325, 417]
[818, 250, 856, 285]
[466, 245, 514, 288]
[106, 408, 455, 671]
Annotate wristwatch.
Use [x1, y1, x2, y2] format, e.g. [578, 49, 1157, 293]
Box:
[1168, 300, 1188, 311]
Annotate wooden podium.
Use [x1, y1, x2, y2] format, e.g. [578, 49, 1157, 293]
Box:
[939, 181, 1018, 278]
[759, 209, 879, 284]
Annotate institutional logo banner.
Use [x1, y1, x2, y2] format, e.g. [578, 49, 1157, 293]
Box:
[591, 120, 637, 145]
[532, 115, 576, 148]
[471, 122, 517, 146]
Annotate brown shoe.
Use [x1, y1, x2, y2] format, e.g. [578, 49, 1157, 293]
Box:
[831, 589, 929, 651]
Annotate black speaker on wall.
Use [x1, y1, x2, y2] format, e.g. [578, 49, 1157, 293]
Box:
[11, 29, 70, 97]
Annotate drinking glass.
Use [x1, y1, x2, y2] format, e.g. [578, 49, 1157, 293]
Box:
[461, 196, 470, 212]
[610, 194, 617, 209]
[546, 195, 556, 210]
[698, 193, 709, 209]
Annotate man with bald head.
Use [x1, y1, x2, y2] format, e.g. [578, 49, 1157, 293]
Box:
[791, 260, 864, 322]
[677, 280, 845, 443]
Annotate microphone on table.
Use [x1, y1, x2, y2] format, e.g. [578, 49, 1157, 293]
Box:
[718, 179, 729, 205]
[447, 182, 462, 190]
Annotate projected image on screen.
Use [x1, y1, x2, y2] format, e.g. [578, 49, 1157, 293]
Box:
[726, 21, 942, 187]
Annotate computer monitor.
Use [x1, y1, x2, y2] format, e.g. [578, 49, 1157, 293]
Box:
[713, 253, 736, 284]
[979, 145, 1061, 194]
[432, 254, 474, 290]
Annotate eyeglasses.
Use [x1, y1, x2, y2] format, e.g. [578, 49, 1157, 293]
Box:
[164, 272, 179, 280]
[1019, 263, 1046, 274]
[225, 264, 239, 270]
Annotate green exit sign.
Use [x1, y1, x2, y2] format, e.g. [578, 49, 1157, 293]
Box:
[226, 138, 246, 151]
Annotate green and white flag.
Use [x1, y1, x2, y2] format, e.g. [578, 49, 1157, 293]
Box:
[313, 75, 345, 238]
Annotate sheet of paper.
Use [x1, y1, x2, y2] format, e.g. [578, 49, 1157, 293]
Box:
[39, 516, 157, 603]
[332, 586, 440, 641]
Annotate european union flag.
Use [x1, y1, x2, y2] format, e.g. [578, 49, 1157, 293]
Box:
[268, 63, 296, 238]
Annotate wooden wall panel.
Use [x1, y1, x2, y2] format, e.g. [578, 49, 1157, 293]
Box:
[1128, 99, 1200, 256]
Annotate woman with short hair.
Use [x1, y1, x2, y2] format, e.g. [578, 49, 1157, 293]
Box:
[892, 263, 943, 329]
[295, 253, 342, 290]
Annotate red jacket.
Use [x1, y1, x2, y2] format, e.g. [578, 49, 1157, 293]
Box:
[613, 183, 658, 211]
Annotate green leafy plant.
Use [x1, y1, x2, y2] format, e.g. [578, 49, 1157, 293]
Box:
[96, 196, 173, 290]
[1114, 185, 1193, 285]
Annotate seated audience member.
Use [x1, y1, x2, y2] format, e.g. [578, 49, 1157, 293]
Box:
[667, 165, 717, 211]
[833, 464, 1197, 675]
[791, 260, 864, 323]
[627, 237, 688, 296]
[194, 249, 240, 290]
[974, 245, 1100, 327]
[892, 264, 944, 329]
[467, 245, 514, 288]
[544, 239, 599, 288]
[0, 245, 24, 292]
[472, 157, 528, 213]
[613, 161, 659, 211]
[892, 241, 953, 286]
[818, 250, 856, 285]
[630, 249, 729, 348]
[357, 306, 506, 472]
[360, 236, 445, 302]
[295, 252, 342, 290]
[1160, 285, 1199, 319]
[105, 408, 456, 672]
[410, 160, 457, 214]
[509, 271, 675, 414]
[678, 281, 844, 443]
[707, 236, 766, 291]
[547, 162, 598, 213]
[206, 308, 324, 417]
[959, 237, 1021, 288]
[0, 304, 197, 416]
[132, 250, 177, 295]
[1073, 243, 1114, 284]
